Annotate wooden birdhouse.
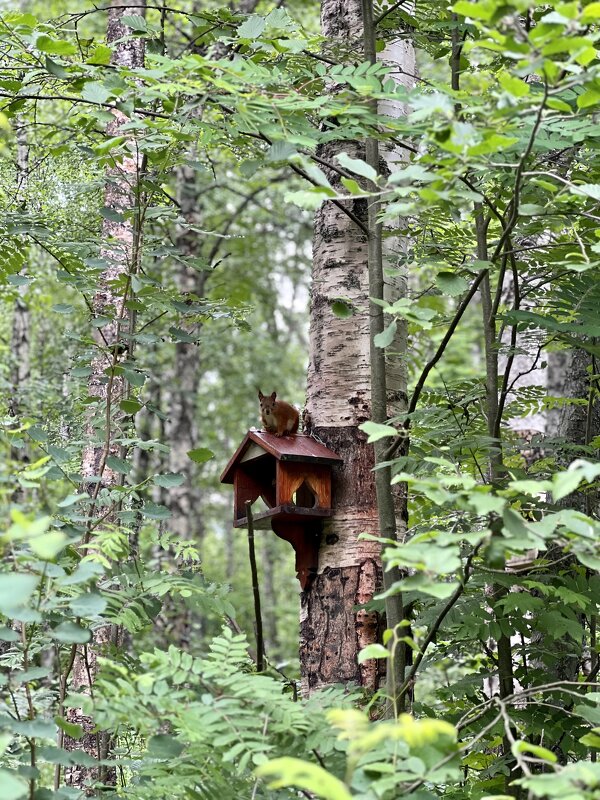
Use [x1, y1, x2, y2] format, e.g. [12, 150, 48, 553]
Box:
[220, 431, 342, 589]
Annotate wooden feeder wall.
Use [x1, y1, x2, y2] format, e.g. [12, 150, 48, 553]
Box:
[220, 431, 342, 588]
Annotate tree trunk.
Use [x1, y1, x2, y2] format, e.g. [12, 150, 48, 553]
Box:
[549, 348, 600, 474]
[9, 119, 30, 439]
[63, 3, 145, 794]
[261, 535, 280, 657]
[300, 0, 384, 695]
[164, 162, 206, 547]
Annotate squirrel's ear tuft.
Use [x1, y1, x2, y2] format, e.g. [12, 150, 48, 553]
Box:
[258, 390, 263, 399]
[270, 392, 277, 401]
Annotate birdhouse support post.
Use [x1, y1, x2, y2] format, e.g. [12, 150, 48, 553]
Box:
[270, 519, 321, 591]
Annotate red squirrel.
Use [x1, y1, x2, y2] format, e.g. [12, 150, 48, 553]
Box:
[258, 390, 299, 437]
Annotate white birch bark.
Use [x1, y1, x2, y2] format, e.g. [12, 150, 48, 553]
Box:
[301, 0, 414, 695]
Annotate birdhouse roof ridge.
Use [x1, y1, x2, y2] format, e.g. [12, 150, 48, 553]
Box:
[220, 429, 342, 484]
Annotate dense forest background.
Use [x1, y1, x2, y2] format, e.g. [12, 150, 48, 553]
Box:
[1, 0, 600, 798]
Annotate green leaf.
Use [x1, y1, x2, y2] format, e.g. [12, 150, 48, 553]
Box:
[12, 718, 56, 738]
[0, 733, 12, 756]
[7, 274, 30, 286]
[452, 0, 495, 20]
[141, 502, 171, 520]
[54, 716, 84, 740]
[238, 15, 266, 39]
[395, 574, 460, 598]
[59, 561, 105, 585]
[37, 744, 96, 766]
[27, 425, 48, 442]
[52, 622, 91, 644]
[579, 732, 600, 748]
[331, 299, 354, 318]
[68, 592, 107, 617]
[359, 421, 398, 442]
[340, 178, 363, 195]
[45, 56, 68, 78]
[168, 327, 196, 343]
[256, 757, 353, 800]
[374, 320, 397, 348]
[52, 303, 74, 315]
[512, 740, 558, 763]
[519, 204, 545, 216]
[95, 136, 127, 156]
[154, 473, 185, 488]
[14, 667, 50, 683]
[106, 456, 132, 474]
[0, 574, 38, 615]
[57, 493, 87, 508]
[498, 72, 530, 97]
[547, 97, 573, 112]
[0, 627, 19, 642]
[119, 399, 143, 414]
[0, 768, 28, 800]
[86, 44, 112, 65]
[578, 89, 600, 109]
[35, 34, 77, 56]
[122, 368, 146, 388]
[267, 141, 297, 161]
[121, 14, 147, 31]
[187, 448, 214, 464]
[570, 183, 600, 201]
[436, 271, 468, 296]
[30, 531, 68, 560]
[283, 190, 328, 210]
[552, 469, 584, 501]
[99, 205, 125, 222]
[358, 644, 389, 662]
[582, 1, 600, 19]
[48, 445, 70, 463]
[337, 152, 377, 182]
[147, 734, 185, 759]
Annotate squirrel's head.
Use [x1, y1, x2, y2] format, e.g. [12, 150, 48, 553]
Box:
[258, 390, 277, 412]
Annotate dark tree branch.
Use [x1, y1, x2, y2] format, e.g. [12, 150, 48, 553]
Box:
[384, 265, 489, 460]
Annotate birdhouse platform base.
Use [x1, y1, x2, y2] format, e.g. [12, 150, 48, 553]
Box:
[233, 507, 327, 589]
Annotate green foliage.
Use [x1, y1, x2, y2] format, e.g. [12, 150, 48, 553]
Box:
[1, 0, 600, 798]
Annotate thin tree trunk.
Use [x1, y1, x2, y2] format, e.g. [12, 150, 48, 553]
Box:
[10, 119, 30, 438]
[63, 3, 145, 794]
[261, 536, 280, 656]
[164, 163, 205, 548]
[362, 0, 406, 716]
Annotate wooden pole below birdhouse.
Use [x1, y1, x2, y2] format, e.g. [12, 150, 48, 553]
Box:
[245, 500, 264, 671]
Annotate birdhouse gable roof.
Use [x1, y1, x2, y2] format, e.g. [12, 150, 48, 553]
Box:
[220, 430, 342, 484]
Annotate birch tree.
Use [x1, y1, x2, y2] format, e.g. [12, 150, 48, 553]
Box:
[63, 2, 146, 791]
[302, 0, 415, 695]
[9, 120, 30, 462]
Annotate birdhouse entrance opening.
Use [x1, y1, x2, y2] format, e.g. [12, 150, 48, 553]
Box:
[251, 496, 271, 516]
[292, 480, 317, 509]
